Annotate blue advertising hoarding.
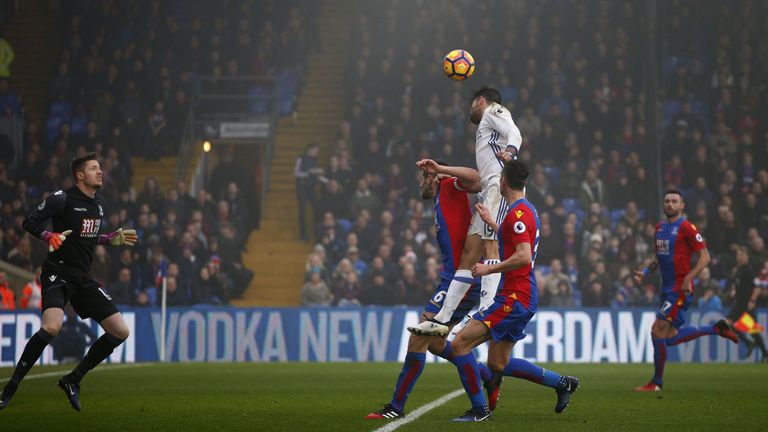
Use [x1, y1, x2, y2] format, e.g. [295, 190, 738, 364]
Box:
[0, 307, 764, 365]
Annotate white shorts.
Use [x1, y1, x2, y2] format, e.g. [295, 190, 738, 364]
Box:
[469, 175, 507, 241]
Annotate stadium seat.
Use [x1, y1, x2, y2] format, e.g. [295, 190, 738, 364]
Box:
[248, 86, 270, 114]
[336, 218, 352, 235]
[45, 116, 63, 144]
[663, 101, 683, 127]
[572, 288, 582, 307]
[562, 198, 579, 212]
[544, 166, 560, 183]
[610, 209, 626, 227]
[145, 287, 158, 307]
[49, 100, 72, 121]
[70, 115, 88, 135]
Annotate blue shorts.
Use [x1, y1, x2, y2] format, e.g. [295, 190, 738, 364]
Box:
[657, 290, 694, 329]
[423, 274, 481, 326]
[472, 293, 535, 342]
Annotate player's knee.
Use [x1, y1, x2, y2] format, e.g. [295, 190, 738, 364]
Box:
[42, 322, 62, 337]
[487, 359, 507, 372]
[109, 325, 130, 341]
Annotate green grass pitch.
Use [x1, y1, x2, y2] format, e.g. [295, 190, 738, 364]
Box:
[1, 362, 767, 431]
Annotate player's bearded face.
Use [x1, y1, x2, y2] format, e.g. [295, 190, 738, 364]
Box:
[470, 97, 484, 124]
[663, 195, 682, 218]
[82, 160, 103, 189]
[420, 173, 436, 199]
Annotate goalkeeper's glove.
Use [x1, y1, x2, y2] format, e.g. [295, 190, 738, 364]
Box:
[42, 230, 73, 252]
[100, 228, 138, 246]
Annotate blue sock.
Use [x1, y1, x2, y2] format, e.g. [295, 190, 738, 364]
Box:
[389, 352, 426, 412]
[503, 358, 566, 389]
[652, 338, 666, 387]
[438, 341, 454, 363]
[476, 361, 492, 384]
[666, 326, 716, 346]
[454, 353, 487, 410]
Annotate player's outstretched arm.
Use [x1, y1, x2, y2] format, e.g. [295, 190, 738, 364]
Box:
[471, 242, 531, 277]
[99, 228, 138, 247]
[416, 159, 481, 192]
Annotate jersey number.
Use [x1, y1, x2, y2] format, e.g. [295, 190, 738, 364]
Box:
[432, 291, 445, 305]
[660, 301, 672, 315]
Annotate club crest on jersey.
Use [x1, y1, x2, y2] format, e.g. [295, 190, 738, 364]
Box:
[513, 221, 526, 234]
[671, 227, 679, 235]
[98, 205, 104, 216]
[515, 210, 524, 219]
[80, 218, 101, 238]
[503, 304, 512, 312]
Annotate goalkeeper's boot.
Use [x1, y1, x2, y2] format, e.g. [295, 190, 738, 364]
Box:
[451, 406, 492, 422]
[407, 318, 449, 337]
[57, 378, 81, 411]
[554, 376, 579, 413]
[714, 319, 739, 344]
[634, 381, 662, 392]
[365, 403, 404, 420]
[0, 382, 18, 409]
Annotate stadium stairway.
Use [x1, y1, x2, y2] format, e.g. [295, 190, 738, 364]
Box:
[6, 0, 58, 129]
[130, 156, 180, 194]
[232, 0, 352, 307]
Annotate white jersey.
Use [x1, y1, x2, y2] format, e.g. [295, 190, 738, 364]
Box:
[475, 102, 522, 184]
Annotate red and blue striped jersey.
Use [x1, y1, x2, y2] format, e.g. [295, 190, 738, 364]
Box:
[498, 198, 540, 310]
[655, 218, 707, 294]
[434, 177, 472, 277]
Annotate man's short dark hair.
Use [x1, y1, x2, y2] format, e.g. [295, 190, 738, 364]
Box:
[503, 159, 529, 191]
[472, 86, 502, 105]
[71, 152, 98, 180]
[664, 189, 685, 202]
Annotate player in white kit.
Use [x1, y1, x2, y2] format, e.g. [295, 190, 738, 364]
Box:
[409, 87, 522, 337]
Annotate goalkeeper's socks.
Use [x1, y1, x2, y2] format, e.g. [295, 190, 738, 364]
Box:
[388, 352, 426, 412]
[454, 352, 487, 409]
[665, 325, 716, 346]
[9, 329, 54, 385]
[66, 333, 125, 384]
[502, 358, 564, 389]
[652, 338, 666, 387]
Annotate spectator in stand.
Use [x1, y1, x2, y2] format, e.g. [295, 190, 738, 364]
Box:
[108, 268, 136, 306]
[334, 269, 363, 307]
[0, 271, 14, 310]
[20, 270, 42, 309]
[300, 268, 333, 307]
[295, 143, 323, 241]
[579, 167, 605, 210]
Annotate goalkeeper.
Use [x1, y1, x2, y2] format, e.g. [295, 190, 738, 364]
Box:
[0, 152, 138, 412]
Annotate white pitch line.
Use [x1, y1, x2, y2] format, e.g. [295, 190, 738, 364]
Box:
[372, 388, 465, 432]
[0, 363, 151, 384]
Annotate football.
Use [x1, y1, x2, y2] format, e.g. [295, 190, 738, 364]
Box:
[442, 49, 475, 80]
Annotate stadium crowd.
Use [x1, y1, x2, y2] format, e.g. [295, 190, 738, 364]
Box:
[0, 0, 317, 308]
[299, 0, 768, 311]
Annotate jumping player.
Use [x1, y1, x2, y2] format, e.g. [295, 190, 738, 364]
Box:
[448, 159, 578, 422]
[634, 189, 738, 392]
[365, 160, 493, 420]
[0, 153, 138, 411]
[408, 86, 522, 338]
